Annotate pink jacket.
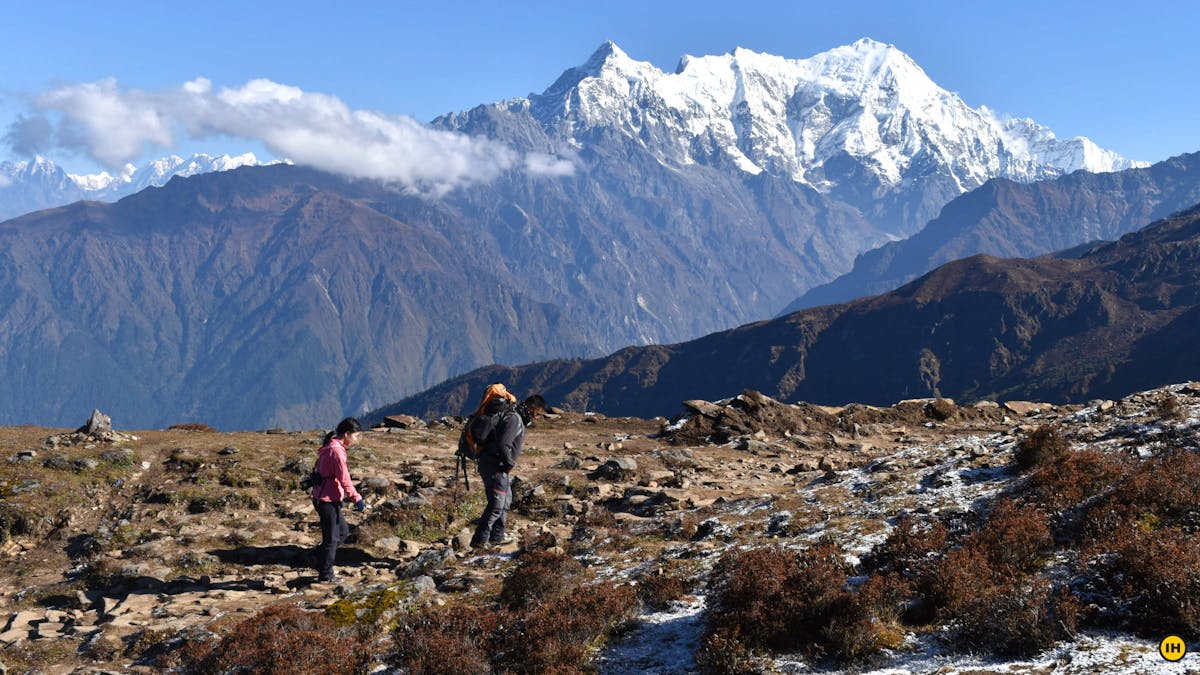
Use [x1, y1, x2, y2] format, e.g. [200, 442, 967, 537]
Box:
[312, 437, 363, 504]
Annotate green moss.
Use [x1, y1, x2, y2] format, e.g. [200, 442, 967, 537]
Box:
[326, 582, 411, 628]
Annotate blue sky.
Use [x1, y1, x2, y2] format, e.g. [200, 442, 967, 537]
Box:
[2, 0, 1196, 175]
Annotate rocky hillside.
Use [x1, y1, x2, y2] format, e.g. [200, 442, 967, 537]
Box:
[377, 202, 1200, 421]
[786, 151, 1200, 311]
[2, 384, 1198, 673]
[0, 158, 880, 430]
[0, 165, 595, 430]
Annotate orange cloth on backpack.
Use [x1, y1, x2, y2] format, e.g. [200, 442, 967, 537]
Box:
[475, 383, 517, 416]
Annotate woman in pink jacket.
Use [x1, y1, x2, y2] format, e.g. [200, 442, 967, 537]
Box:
[311, 417, 367, 583]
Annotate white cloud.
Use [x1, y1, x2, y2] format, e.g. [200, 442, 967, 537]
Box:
[524, 151, 576, 177]
[0, 173, 10, 188]
[13, 77, 575, 195]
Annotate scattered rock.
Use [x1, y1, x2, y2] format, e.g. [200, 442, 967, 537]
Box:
[590, 458, 638, 481]
[554, 455, 583, 470]
[218, 446, 240, 455]
[397, 548, 453, 579]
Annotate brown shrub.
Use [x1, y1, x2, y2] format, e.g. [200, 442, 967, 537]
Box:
[967, 500, 1052, 577]
[864, 516, 948, 575]
[705, 543, 849, 657]
[823, 573, 912, 663]
[499, 548, 585, 611]
[924, 501, 1051, 620]
[391, 604, 501, 675]
[696, 627, 759, 675]
[927, 545, 997, 618]
[506, 581, 637, 673]
[636, 569, 691, 611]
[1083, 450, 1200, 543]
[1157, 394, 1185, 420]
[1108, 528, 1200, 637]
[953, 578, 1080, 657]
[1014, 425, 1070, 471]
[1022, 447, 1129, 512]
[393, 564, 634, 674]
[178, 603, 367, 674]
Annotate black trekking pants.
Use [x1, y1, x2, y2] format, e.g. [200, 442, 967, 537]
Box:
[471, 469, 511, 546]
[313, 499, 348, 578]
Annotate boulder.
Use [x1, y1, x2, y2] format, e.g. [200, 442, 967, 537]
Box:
[590, 458, 638, 481]
[382, 414, 424, 429]
[681, 400, 723, 418]
[1002, 401, 1045, 416]
[76, 409, 113, 436]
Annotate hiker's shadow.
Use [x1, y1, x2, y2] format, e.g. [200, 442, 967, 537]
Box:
[209, 545, 392, 569]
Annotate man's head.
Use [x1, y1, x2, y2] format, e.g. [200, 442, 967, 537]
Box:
[518, 394, 547, 426]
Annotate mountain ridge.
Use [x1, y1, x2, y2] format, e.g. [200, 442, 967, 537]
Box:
[785, 151, 1200, 311]
[369, 202, 1200, 421]
[0, 152, 278, 221]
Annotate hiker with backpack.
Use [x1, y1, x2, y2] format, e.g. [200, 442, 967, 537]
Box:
[459, 384, 546, 549]
[311, 417, 369, 583]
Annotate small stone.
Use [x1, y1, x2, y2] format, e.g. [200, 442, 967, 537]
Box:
[1002, 401, 1044, 416]
[218, 446, 240, 455]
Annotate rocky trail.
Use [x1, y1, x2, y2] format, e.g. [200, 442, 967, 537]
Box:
[1, 386, 1198, 673]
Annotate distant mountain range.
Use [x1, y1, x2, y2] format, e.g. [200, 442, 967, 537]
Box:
[0, 153, 274, 220]
[373, 202, 1200, 420]
[445, 39, 1141, 238]
[0, 40, 1169, 429]
[785, 151, 1200, 311]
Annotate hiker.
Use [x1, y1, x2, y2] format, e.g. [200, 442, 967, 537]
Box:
[464, 385, 547, 549]
[311, 417, 368, 583]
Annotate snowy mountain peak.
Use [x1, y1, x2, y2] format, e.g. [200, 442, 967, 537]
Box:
[517, 39, 1142, 233]
[65, 152, 271, 196]
[1, 152, 278, 221]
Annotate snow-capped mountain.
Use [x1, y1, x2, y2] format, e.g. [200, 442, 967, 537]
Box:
[505, 39, 1143, 235]
[67, 153, 270, 199]
[0, 153, 275, 221]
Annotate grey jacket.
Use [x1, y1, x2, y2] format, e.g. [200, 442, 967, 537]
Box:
[477, 400, 525, 473]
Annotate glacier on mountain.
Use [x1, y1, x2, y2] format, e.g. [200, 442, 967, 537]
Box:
[513, 39, 1142, 233]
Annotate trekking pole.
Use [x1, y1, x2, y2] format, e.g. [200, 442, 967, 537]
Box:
[458, 453, 471, 489]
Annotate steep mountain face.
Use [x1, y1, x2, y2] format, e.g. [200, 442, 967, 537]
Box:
[0, 166, 595, 429]
[786, 151, 1200, 311]
[373, 203, 1200, 420]
[447, 40, 1141, 238]
[0, 153, 272, 220]
[428, 105, 881, 349]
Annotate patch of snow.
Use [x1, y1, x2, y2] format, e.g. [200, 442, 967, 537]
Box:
[598, 595, 706, 674]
